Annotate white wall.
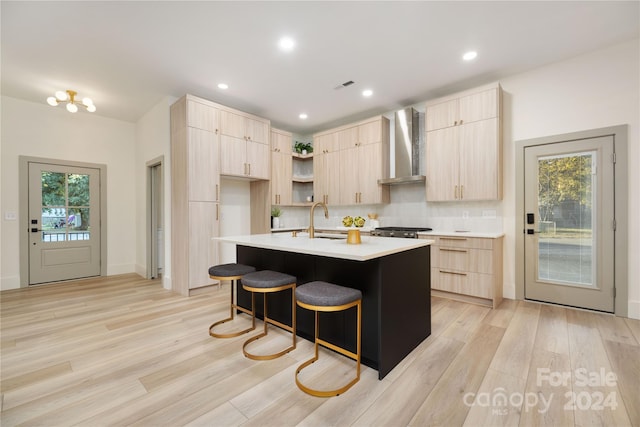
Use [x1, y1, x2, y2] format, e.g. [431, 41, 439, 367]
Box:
[218, 178, 251, 264]
[134, 96, 175, 289]
[1, 96, 137, 289]
[500, 38, 639, 316]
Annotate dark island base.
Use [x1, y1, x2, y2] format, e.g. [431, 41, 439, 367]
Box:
[236, 244, 431, 379]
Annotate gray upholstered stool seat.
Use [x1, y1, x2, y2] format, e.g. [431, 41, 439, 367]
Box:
[296, 281, 362, 308]
[295, 281, 362, 397]
[241, 270, 297, 361]
[209, 263, 255, 278]
[241, 270, 296, 289]
[208, 263, 257, 339]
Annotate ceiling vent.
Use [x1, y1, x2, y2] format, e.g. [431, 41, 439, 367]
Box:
[334, 80, 355, 90]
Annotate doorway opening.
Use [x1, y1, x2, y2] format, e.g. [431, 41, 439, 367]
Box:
[515, 126, 628, 316]
[146, 157, 164, 279]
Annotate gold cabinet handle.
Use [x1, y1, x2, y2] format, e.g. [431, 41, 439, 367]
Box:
[216, 204, 219, 221]
[454, 185, 459, 199]
[460, 185, 464, 199]
[216, 184, 219, 201]
[454, 120, 458, 126]
[248, 163, 251, 175]
[439, 248, 468, 253]
[440, 270, 467, 276]
[440, 237, 468, 241]
[459, 119, 463, 125]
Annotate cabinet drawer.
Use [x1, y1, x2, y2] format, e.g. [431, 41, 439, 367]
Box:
[433, 236, 493, 250]
[431, 268, 493, 299]
[433, 246, 468, 271]
[432, 247, 493, 274]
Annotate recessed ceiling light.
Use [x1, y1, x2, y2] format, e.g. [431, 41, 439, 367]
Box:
[299, 113, 308, 119]
[362, 89, 373, 97]
[279, 37, 295, 51]
[463, 51, 478, 61]
[217, 83, 229, 90]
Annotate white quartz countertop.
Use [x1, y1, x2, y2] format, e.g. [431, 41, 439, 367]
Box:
[418, 230, 505, 239]
[216, 233, 433, 261]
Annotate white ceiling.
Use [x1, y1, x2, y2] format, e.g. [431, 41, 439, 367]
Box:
[2, 1, 638, 134]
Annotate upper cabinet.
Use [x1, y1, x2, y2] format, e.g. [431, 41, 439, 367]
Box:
[338, 117, 390, 204]
[220, 110, 270, 180]
[186, 99, 218, 132]
[315, 116, 390, 206]
[270, 128, 293, 206]
[425, 88, 498, 132]
[425, 83, 502, 202]
[313, 132, 340, 205]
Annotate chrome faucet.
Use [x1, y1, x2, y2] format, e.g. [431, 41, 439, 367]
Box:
[308, 201, 329, 238]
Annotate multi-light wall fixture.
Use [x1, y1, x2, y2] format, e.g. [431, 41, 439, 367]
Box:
[47, 90, 96, 113]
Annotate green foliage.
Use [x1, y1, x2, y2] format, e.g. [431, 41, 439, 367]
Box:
[294, 141, 313, 154]
[538, 154, 592, 222]
[271, 206, 282, 217]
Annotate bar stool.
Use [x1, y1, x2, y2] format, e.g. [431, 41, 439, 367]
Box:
[294, 281, 362, 397]
[208, 263, 256, 338]
[241, 270, 297, 360]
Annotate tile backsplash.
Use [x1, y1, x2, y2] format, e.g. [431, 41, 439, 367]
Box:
[273, 184, 503, 233]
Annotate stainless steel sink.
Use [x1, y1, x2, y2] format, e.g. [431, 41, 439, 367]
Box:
[315, 234, 347, 240]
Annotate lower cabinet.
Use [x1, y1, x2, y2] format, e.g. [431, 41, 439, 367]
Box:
[423, 234, 503, 308]
[187, 202, 220, 290]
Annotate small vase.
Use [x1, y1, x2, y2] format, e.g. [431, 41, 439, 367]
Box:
[272, 217, 280, 229]
[302, 149, 307, 155]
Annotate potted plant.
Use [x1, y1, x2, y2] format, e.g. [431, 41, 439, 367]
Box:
[294, 141, 313, 155]
[271, 206, 282, 229]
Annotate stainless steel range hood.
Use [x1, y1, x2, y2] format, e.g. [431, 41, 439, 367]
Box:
[378, 107, 425, 185]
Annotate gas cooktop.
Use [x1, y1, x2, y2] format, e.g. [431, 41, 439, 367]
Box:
[371, 226, 432, 238]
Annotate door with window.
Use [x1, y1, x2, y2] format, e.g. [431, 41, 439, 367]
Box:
[28, 162, 101, 284]
[524, 136, 615, 312]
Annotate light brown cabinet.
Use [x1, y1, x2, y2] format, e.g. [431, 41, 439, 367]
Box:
[424, 234, 503, 308]
[171, 95, 221, 295]
[220, 110, 270, 179]
[270, 128, 292, 206]
[313, 132, 340, 205]
[315, 116, 390, 206]
[425, 83, 502, 202]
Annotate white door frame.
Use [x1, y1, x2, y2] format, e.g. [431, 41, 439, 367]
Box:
[515, 125, 628, 317]
[19, 156, 108, 287]
[146, 156, 164, 279]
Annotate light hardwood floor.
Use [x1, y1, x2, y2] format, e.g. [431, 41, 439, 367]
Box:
[1, 274, 638, 426]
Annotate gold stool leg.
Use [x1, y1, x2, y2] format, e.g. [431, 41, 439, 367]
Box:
[209, 278, 256, 338]
[295, 300, 361, 397]
[242, 284, 296, 360]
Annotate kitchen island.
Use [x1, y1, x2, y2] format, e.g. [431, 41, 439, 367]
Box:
[217, 233, 433, 379]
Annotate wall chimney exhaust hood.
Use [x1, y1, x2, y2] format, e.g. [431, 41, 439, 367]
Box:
[378, 107, 425, 185]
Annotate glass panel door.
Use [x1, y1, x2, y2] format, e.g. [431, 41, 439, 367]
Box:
[524, 136, 614, 312]
[29, 162, 100, 284]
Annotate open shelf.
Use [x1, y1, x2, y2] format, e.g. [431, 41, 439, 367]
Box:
[292, 176, 314, 183]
